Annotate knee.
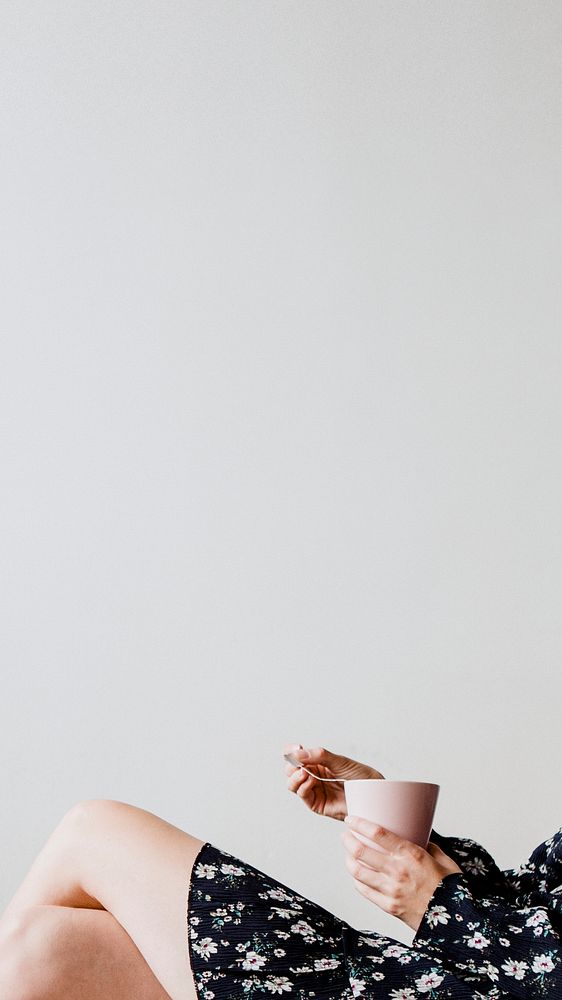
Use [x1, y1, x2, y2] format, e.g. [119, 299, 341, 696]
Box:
[58, 797, 130, 837]
[0, 906, 57, 1000]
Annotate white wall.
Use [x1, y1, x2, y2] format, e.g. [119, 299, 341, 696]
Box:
[1, 1, 560, 944]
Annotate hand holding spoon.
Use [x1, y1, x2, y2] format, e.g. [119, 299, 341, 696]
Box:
[283, 751, 343, 783]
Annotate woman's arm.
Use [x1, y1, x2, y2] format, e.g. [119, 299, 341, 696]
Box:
[342, 817, 562, 999]
[413, 869, 561, 999]
[429, 826, 562, 901]
[428, 829, 509, 892]
[500, 827, 562, 899]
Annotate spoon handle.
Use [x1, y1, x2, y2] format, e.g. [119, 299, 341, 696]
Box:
[283, 752, 343, 783]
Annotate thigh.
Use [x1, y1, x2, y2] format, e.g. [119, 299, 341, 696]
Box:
[17, 904, 172, 1000]
[68, 800, 206, 1000]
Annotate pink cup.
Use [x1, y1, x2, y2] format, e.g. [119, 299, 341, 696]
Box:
[343, 780, 440, 851]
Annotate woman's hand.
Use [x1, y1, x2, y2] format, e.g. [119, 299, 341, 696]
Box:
[341, 814, 462, 931]
[283, 744, 384, 822]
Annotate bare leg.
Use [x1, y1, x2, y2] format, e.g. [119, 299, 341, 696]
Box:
[0, 904, 173, 1000]
[0, 800, 207, 1000]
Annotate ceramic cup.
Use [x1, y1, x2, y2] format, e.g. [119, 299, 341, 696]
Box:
[343, 780, 440, 851]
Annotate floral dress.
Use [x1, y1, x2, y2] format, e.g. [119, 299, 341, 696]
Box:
[186, 827, 562, 1000]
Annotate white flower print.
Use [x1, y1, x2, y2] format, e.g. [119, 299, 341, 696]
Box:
[187, 835, 562, 1000]
[268, 888, 293, 901]
[466, 932, 490, 950]
[532, 955, 555, 974]
[313, 958, 341, 970]
[501, 959, 528, 980]
[415, 972, 445, 992]
[196, 863, 218, 880]
[264, 976, 293, 993]
[463, 858, 488, 876]
[514, 860, 534, 878]
[526, 910, 548, 927]
[478, 962, 499, 982]
[240, 951, 267, 971]
[289, 920, 315, 937]
[425, 905, 451, 928]
[192, 937, 219, 960]
[220, 863, 245, 876]
[383, 944, 409, 958]
[349, 977, 366, 996]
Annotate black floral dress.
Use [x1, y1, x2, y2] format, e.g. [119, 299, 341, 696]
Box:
[186, 826, 561, 1000]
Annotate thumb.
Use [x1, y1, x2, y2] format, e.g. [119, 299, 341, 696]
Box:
[294, 746, 337, 765]
[427, 841, 455, 864]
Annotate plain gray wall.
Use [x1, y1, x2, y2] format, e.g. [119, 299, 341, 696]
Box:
[1, 1, 561, 945]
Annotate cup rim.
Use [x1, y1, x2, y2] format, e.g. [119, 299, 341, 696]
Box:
[343, 779, 440, 789]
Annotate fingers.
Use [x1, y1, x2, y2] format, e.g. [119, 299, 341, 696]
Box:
[341, 831, 394, 897]
[283, 744, 319, 801]
[295, 773, 316, 799]
[341, 829, 394, 875]
[283, 743, 307, 777]
[294, 745, 331, 765]
[283, 744, 333, 765]
[344, 815, 419, 857]
[345, 853, 393, 896]
[286, 767, 308, 793]
[352, 878, 394, 911]
[341, 827, 408, 919]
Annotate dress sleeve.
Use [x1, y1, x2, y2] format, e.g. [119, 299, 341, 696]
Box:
[430, 827, 562, 901]
[429, 829, 509, 895]
[413, 864, 562, 998]
[500, 828, 562, 900]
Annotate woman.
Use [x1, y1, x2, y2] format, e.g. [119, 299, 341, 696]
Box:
[0, 745, 559, 1000]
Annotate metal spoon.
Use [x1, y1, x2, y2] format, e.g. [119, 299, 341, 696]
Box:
[283, 752, 343, 783]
